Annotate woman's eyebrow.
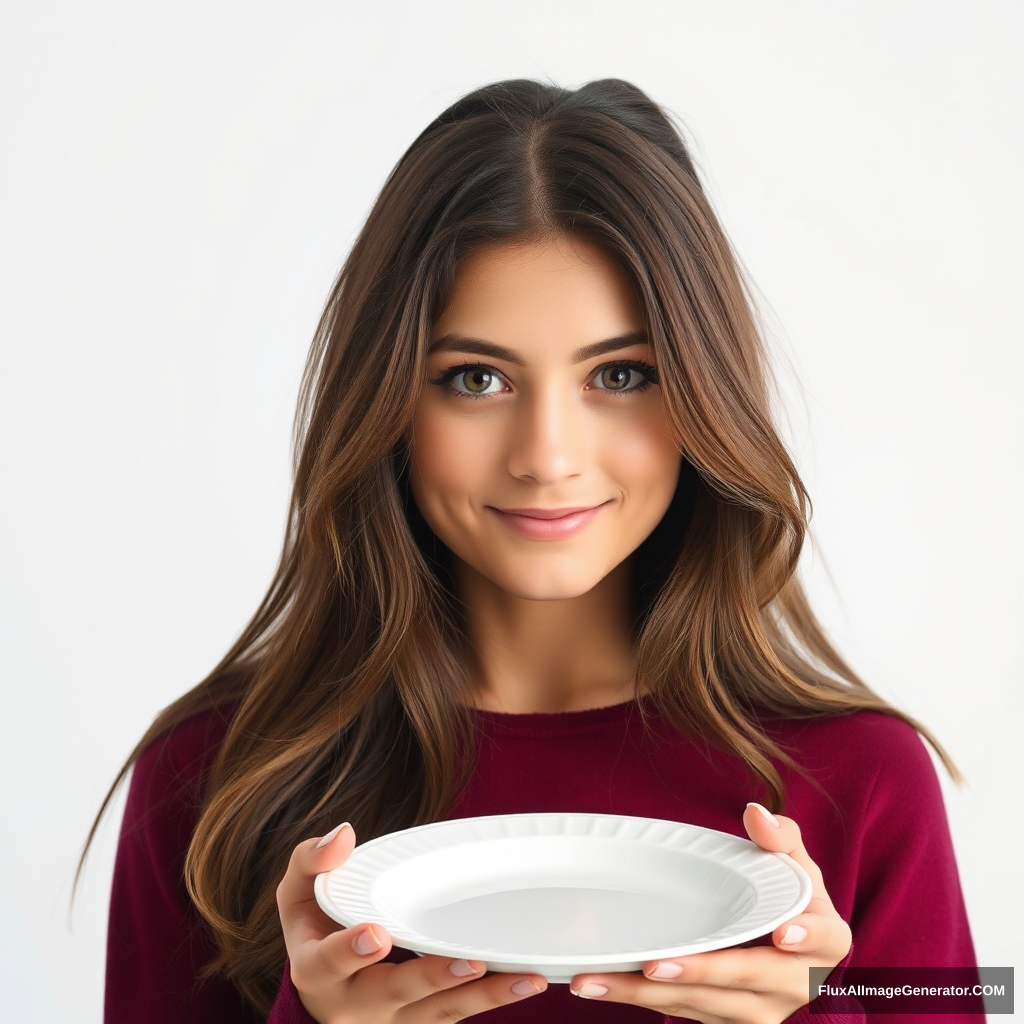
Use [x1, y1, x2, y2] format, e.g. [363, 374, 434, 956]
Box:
[428, 331, 650, 365]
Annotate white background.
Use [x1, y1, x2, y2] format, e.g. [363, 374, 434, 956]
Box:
[1, 2, 1020, 1020]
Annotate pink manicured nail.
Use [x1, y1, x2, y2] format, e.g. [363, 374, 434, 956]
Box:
[649, 961, 683, 979]
[316, 822, 351, 849]
[511, 979, 541, 996]
[572, 982, 609, 998]
[352, 926, 382, 955]
[448, 959, 478, 977]
[782, 924, 808, 945]
[747, 802, 781, 827]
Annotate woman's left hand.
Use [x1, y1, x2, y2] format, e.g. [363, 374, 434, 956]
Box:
[568, 803, 852, 1024]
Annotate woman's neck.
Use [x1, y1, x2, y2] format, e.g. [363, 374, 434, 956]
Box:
[456, 560, 636, 714]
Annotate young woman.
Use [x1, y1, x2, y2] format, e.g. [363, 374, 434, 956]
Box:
[93, 79, 979, 1023]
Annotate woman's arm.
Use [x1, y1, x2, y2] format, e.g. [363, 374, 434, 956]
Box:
[829, 718, 982, 1021]
[105, 712, 271, 1022]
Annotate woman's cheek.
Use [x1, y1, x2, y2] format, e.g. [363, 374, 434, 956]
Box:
[410, 405, 498, 526]
[600, 415, 680, 500]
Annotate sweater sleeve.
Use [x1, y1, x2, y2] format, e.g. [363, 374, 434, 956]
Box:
[785, 717, 981, 1023]
[266, 962, 322, 1023]
[852, 722, 977, 967]
[104, 712, 314, 1023]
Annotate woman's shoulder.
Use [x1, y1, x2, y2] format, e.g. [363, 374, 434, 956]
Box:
[125, 704, 237, 828]
[766, 709, 946, 807]
[769, 706, 930, 754]
[135, 703, 235, 774]
[643, 695, 932, 766]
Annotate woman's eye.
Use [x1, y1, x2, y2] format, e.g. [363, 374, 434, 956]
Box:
[431, 360, 657, 397]
[591, 362, 658, 392]
[458, 368, 501, 394]
[431, 364, 507, 397]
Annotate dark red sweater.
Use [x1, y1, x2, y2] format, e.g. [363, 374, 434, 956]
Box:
[106, 701, 980, 1022]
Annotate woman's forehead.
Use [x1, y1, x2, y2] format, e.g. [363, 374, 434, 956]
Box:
[432, 235, 646, 354]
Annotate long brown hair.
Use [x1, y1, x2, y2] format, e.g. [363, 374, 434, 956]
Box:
[84, 79, 958, 1013]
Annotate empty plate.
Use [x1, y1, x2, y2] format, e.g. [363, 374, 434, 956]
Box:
[314, 812, 812, 982]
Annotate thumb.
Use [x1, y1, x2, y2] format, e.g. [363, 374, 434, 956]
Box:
[276, 822, 357, 947]
[743, 803, 829, 903]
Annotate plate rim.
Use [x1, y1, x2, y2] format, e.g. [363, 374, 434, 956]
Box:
[314, 811, 813, 969]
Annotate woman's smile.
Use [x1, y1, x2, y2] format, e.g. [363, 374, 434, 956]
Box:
[409, 234, 682, 602]
[487, 501, 613, 540]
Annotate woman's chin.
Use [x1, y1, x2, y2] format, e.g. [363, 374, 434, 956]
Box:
[452, 550, 629, 605]
[488, 567, 614, 604]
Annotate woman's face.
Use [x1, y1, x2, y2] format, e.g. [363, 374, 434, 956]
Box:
[410, 234, 682, 602]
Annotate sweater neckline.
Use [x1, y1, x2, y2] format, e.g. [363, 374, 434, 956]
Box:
[470, 696, 653, 736]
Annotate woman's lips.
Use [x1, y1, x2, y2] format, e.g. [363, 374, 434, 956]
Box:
[488, 503, 609, 539]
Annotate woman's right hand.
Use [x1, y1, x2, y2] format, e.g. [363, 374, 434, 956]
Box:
[277, 823, 548, 1022]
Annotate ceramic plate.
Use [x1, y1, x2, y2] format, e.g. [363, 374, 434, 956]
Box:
[314, 812, 812, 982]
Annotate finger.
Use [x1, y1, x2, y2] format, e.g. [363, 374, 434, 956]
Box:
[742, 805, 851, 962]
[570, 971, 780, 1021]
[289, 920, 395, 993]
[641, 941, 839, 991]
[347, 952, 489, 1007]
[627, 915, 850, 997]
[645, 944, 786, 990]
[276, 822, 358, 950]
[398, 970, 547, 1020]
[742, 804, 830, 904]
[772, 909, 852, 962]
[315, 946, 545, 1017]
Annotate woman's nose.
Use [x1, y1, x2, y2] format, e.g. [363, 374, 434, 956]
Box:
[506, 387, 588, 484]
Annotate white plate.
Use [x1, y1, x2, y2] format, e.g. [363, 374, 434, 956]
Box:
[314, 812, 812, 982]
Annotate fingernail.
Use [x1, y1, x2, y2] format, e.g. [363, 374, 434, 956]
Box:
[747, 802, 780, 827]
[511, 979, 542, 996]
[316, 822, 351, 849]
[649, 961, 683, 979]
[352, 925, 382, 955]
[448, 959, 478, 977]
[571, 982, 609, 998]
[782, 924, 808, 945]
